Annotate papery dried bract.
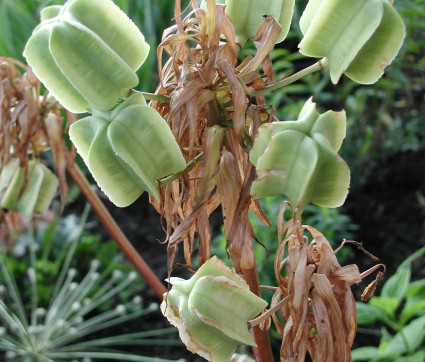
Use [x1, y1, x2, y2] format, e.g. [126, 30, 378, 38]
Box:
[161, 256, 268, 362]
[23, 0, 150, 113]
[273, 216, 362, 361]
[69, 93, 186, 207]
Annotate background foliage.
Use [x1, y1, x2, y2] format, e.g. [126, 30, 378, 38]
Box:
[0, 0, 424, 360]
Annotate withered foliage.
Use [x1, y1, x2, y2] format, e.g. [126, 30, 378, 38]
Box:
[149, 2, 385, 360]
[0, 57, 75, 244]
[268, 202, 359, 361]
[150, 0, 279, 273]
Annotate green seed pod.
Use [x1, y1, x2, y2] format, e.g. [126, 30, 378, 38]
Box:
[299, 0, 405, 84]
[201, 0, 295, 45]
[250, 98, 350, 214]
[69, 93, 186, 207]
[23, 0, 150, 113]
[0, 159, 26, 209]
[161, 256, 267, 362]
[0, 160, 59, 216]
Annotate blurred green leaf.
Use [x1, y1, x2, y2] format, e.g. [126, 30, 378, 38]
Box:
[384, 316, 425, 355]
[352, 346, 380, 361]
[369, 296, 401, 320]
[394, 350, 425, 362]
[381, 267, 411, 302]
[400, 300, 425, 326]
[356, 302, 395, 326]
[406, 280, 425, 301]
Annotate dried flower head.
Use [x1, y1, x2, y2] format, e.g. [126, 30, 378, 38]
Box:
[0, 57, 75, 242]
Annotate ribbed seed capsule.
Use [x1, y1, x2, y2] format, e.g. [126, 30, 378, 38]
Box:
[299, 0, 405, 84]
[161, 256, 268, 362]
[69, 93, 186, 207]
[201, 0, 295, 45]
[23, 0, 150, 113]
[0, 160, 59, 216]
[250, 98, 350, 214]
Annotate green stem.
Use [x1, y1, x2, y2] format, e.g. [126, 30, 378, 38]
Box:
[158, 152, 204, 188]
[130, 89, 170, 103]
[250, 57, 329, 97]
[40, 101, 59, 115]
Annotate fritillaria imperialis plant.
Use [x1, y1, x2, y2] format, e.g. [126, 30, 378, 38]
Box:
[0, 0, 405, 360]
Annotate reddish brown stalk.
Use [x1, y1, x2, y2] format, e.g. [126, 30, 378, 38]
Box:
[67, 162, 166, 299]
[227, 166, 274, 361]
[242, 264, 275, 362]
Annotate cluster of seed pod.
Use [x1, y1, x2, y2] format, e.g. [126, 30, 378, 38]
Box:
[24, 0, 187, 208]
[69, 93, 186, 207]
[0, 159, 58, 216]
[23, 0, 150, 113]
[17, 0, 406, 360]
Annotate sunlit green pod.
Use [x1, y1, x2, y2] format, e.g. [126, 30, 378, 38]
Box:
[201, 0, 295, 45]
[250, 98, 350, 213]
[298, 0, 405, 84]
[161, 256, 267, 362]
[344, 0, 406, 84]
[23, 0, 150, 113]
[0, 160, 59, 216]
[69, 93, 186, 207]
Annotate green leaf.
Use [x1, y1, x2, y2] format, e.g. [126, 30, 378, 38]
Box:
[381, 267, 411, 302]
[399, 246, 425, 271]
[394, 350, 425, 362]
[400, 300, 425, 325]
[370, 354, 402, 362]
[356, 302, 393, 326]
[406, 279, 425, 301]
[351, 346, 381, 361]
[384, 316, 425, 355]
[369, 296, 400, 319]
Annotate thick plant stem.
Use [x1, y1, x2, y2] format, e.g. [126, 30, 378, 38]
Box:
[67, 162, 167, 299]
[242, 263, 274, 362]
[228, 166, 274, 361]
